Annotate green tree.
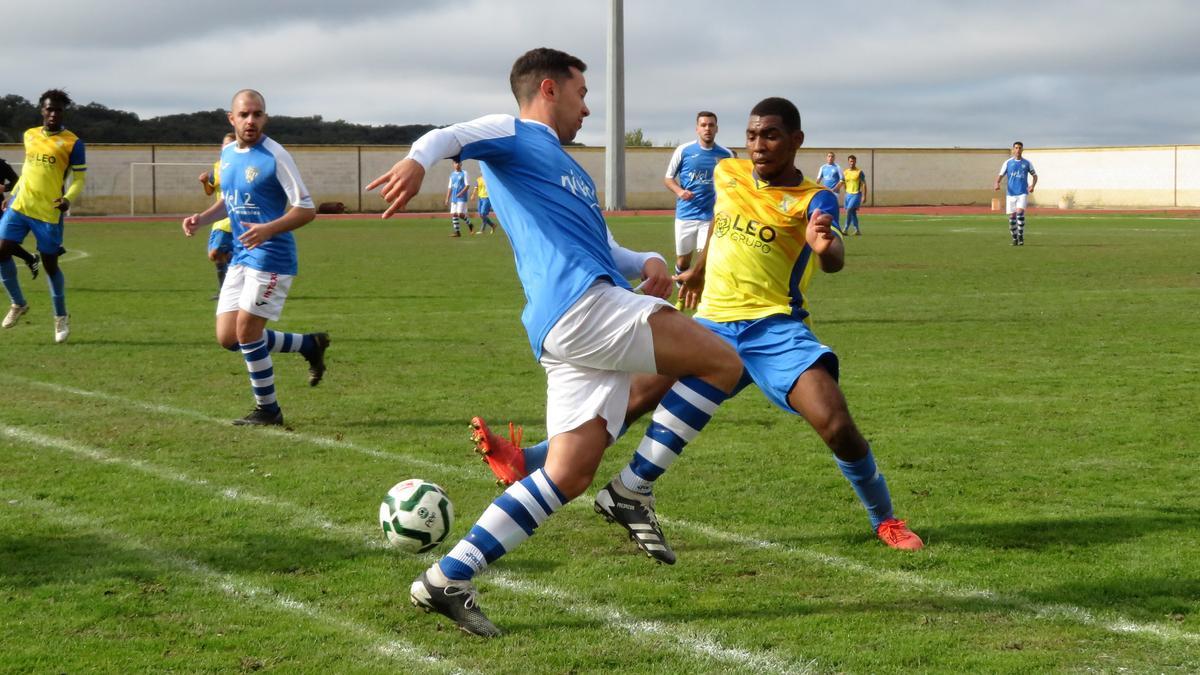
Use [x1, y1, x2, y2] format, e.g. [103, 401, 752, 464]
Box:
[624, 128, 653, 147]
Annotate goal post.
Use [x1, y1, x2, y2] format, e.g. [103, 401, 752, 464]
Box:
[128, 162, 215, 216]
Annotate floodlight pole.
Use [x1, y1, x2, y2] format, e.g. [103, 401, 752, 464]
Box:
[605, 0, 626, 211]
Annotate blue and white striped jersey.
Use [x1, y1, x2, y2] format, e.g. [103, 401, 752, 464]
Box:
[219, 136, 313, 275]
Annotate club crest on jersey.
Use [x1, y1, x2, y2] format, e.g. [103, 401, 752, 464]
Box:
[245, 166, 259, 183]
[778, 195, 797, 213]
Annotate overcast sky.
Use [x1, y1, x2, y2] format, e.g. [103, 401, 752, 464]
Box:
[6, 0, 1198, 148]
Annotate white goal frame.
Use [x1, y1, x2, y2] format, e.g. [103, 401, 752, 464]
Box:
[128, 162, 213, 216]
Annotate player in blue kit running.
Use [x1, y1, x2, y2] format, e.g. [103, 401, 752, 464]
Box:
[368, 47, 743, 637]
[664, 112, 734, 307]
[445, 160, 472, 236]
[994, 141, 1037, 245]
[182, 89, 330, 426]
[816, 151, 843, 194]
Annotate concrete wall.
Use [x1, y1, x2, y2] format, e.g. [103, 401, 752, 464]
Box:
[2, 142, 1196, 215]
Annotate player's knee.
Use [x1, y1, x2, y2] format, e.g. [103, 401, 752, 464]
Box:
[819, 410, 860, 452]
[41, 256, 60, 276]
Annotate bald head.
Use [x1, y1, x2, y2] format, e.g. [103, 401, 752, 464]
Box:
[228, 89, 268, 147]
[232, 88, 266, 110]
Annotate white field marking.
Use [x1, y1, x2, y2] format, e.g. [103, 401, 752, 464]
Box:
[667, 517, 1200, 646]
[8, 376, 1200, 648]
[1, 374, 477, 481]
[4, 423, 809, 672]
[0, 492, 467, 673]
[489, 571, 815, 675]
[60, 249, 91, 262]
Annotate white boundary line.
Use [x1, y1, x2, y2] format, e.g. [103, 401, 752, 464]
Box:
[0, 489, 465, 673]
[2, 423, 813, 673]
[6, 374, 1200, 649]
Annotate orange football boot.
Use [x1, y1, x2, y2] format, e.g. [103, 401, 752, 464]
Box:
[470, 416, 527, 486]
[876, 518, 924, 550]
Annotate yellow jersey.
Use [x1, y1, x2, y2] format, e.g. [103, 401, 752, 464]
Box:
[696, 159, 840, 323]
[476, 176, 489, 199]
[206, 160, 232, 233]
[10, 126, 86, 223]
[843, 168, 864, 195]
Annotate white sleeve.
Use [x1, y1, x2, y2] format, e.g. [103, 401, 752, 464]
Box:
[407, 114, 517, 170]
[1026, 162, 1036, 175]
[608, 227, 665, 279]
[266, 139, 314, 209]
[664, 144, 686, 179]
[998, 160, 1010, 176]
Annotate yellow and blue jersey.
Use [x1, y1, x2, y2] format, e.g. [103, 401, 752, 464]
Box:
[697, 159, 840, 324]
[206, 160, 232, 233]
[9, 126, 86, 223]
[843, 168, 865, 195]
[476, 176, 489, 199]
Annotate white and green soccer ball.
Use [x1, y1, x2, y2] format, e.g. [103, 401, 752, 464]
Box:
[379, 479, 454, 553]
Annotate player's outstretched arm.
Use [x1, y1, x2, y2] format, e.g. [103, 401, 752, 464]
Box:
[366, 159, 426, 218]
[806, 208, 844, 273]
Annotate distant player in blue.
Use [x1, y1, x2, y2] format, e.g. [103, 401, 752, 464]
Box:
[664, 112, 734, 307]
[444, 160, 472, 236]
[994, 141, 1037, 246]
[816, 151, 843, 194]
[368, 47, 743, 637]
[182, 89, 330, 426]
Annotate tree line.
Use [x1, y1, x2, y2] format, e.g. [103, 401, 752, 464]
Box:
[0, 94, 438, 145]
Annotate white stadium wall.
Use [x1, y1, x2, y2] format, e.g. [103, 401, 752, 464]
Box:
[1, 143, 1197, 215]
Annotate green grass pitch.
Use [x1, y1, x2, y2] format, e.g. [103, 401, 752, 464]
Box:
[1, 213, 1197, 673]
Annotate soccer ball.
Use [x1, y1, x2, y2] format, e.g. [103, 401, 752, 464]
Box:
[379, 479, 454, 553]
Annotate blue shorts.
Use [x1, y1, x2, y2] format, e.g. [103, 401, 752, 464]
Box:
[478, 197, 492, 217]
[845, 193, 862, 210]
[0, 208, 65, 255]
[696, 314, 839, 415]
[208, 228, 234, 255]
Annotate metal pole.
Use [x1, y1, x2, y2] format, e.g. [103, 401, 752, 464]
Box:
[605, 0, 625, 211]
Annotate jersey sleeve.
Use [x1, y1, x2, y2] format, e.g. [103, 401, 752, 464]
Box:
[270, 145, 314, 209]
[1026, 161, 1036, 175]
[68, 139, 87, 171]
[664, 144, 685, 179]
[407, 114, 519, 169]
[998, 160, 1010, 176]
[808, 190, 841, 231]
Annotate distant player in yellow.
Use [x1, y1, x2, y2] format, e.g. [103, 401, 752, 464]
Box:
[470, 175, 498, 234]
[472, 97, 924, 551]
[0, 89, 86, 343]
[198, 132, 237, 298]
[842, 154, 867, 235]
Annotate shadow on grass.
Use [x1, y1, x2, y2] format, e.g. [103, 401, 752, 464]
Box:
[921, 511, 1198, 550]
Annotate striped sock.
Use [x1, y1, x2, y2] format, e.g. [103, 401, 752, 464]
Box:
[619, 377, 728, 495]
[264, 330, 313, 354]
[0, 258, 26, 306]
[1008, 215, 1018, 240]
[451, 216, 460, 234]
[438, 468, 566, 580]
[1016, 214, 1026, 239]
[240, 338, 279, 412]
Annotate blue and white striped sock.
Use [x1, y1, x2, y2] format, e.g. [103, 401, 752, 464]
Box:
[240, 338, 279, 412]
[619, 377, 728, 495]
[438, 468, 566, 581]
[264, 330, 313, 354]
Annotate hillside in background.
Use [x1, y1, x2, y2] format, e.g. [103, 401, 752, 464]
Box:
[0, 95, 438, 145]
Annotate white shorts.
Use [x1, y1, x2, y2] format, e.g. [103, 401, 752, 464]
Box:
[216, 265, 293, 321]
[540, 282, 672, 441]
[674, 218, 712, 256]
[1006, 194, 1028, 214]
[450, 201, 468, 216]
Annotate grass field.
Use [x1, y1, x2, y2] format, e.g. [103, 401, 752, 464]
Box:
[1, 212, 1198, 673]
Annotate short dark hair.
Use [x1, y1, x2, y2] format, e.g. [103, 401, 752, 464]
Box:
[696, 111, 717, 122]
[39, 89, 72, 108]
[750, 97, 801, 133]
[510, 47, 587, 104]
[847, 154, 857, 161]
[1013, 141, 1024, 148]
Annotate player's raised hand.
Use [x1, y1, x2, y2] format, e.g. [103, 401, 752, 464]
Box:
[638, 257, 673, 299]
[366, 158, 425, 218]
[805, 207, 837, 254]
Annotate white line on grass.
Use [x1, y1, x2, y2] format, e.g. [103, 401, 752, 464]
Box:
[3, 423, 815, 673]
[0, 491, 468, 673]
[9, 375, 1200, 648]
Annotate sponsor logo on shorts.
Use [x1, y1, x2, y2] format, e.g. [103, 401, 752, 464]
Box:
[255, 273, 279, 307]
